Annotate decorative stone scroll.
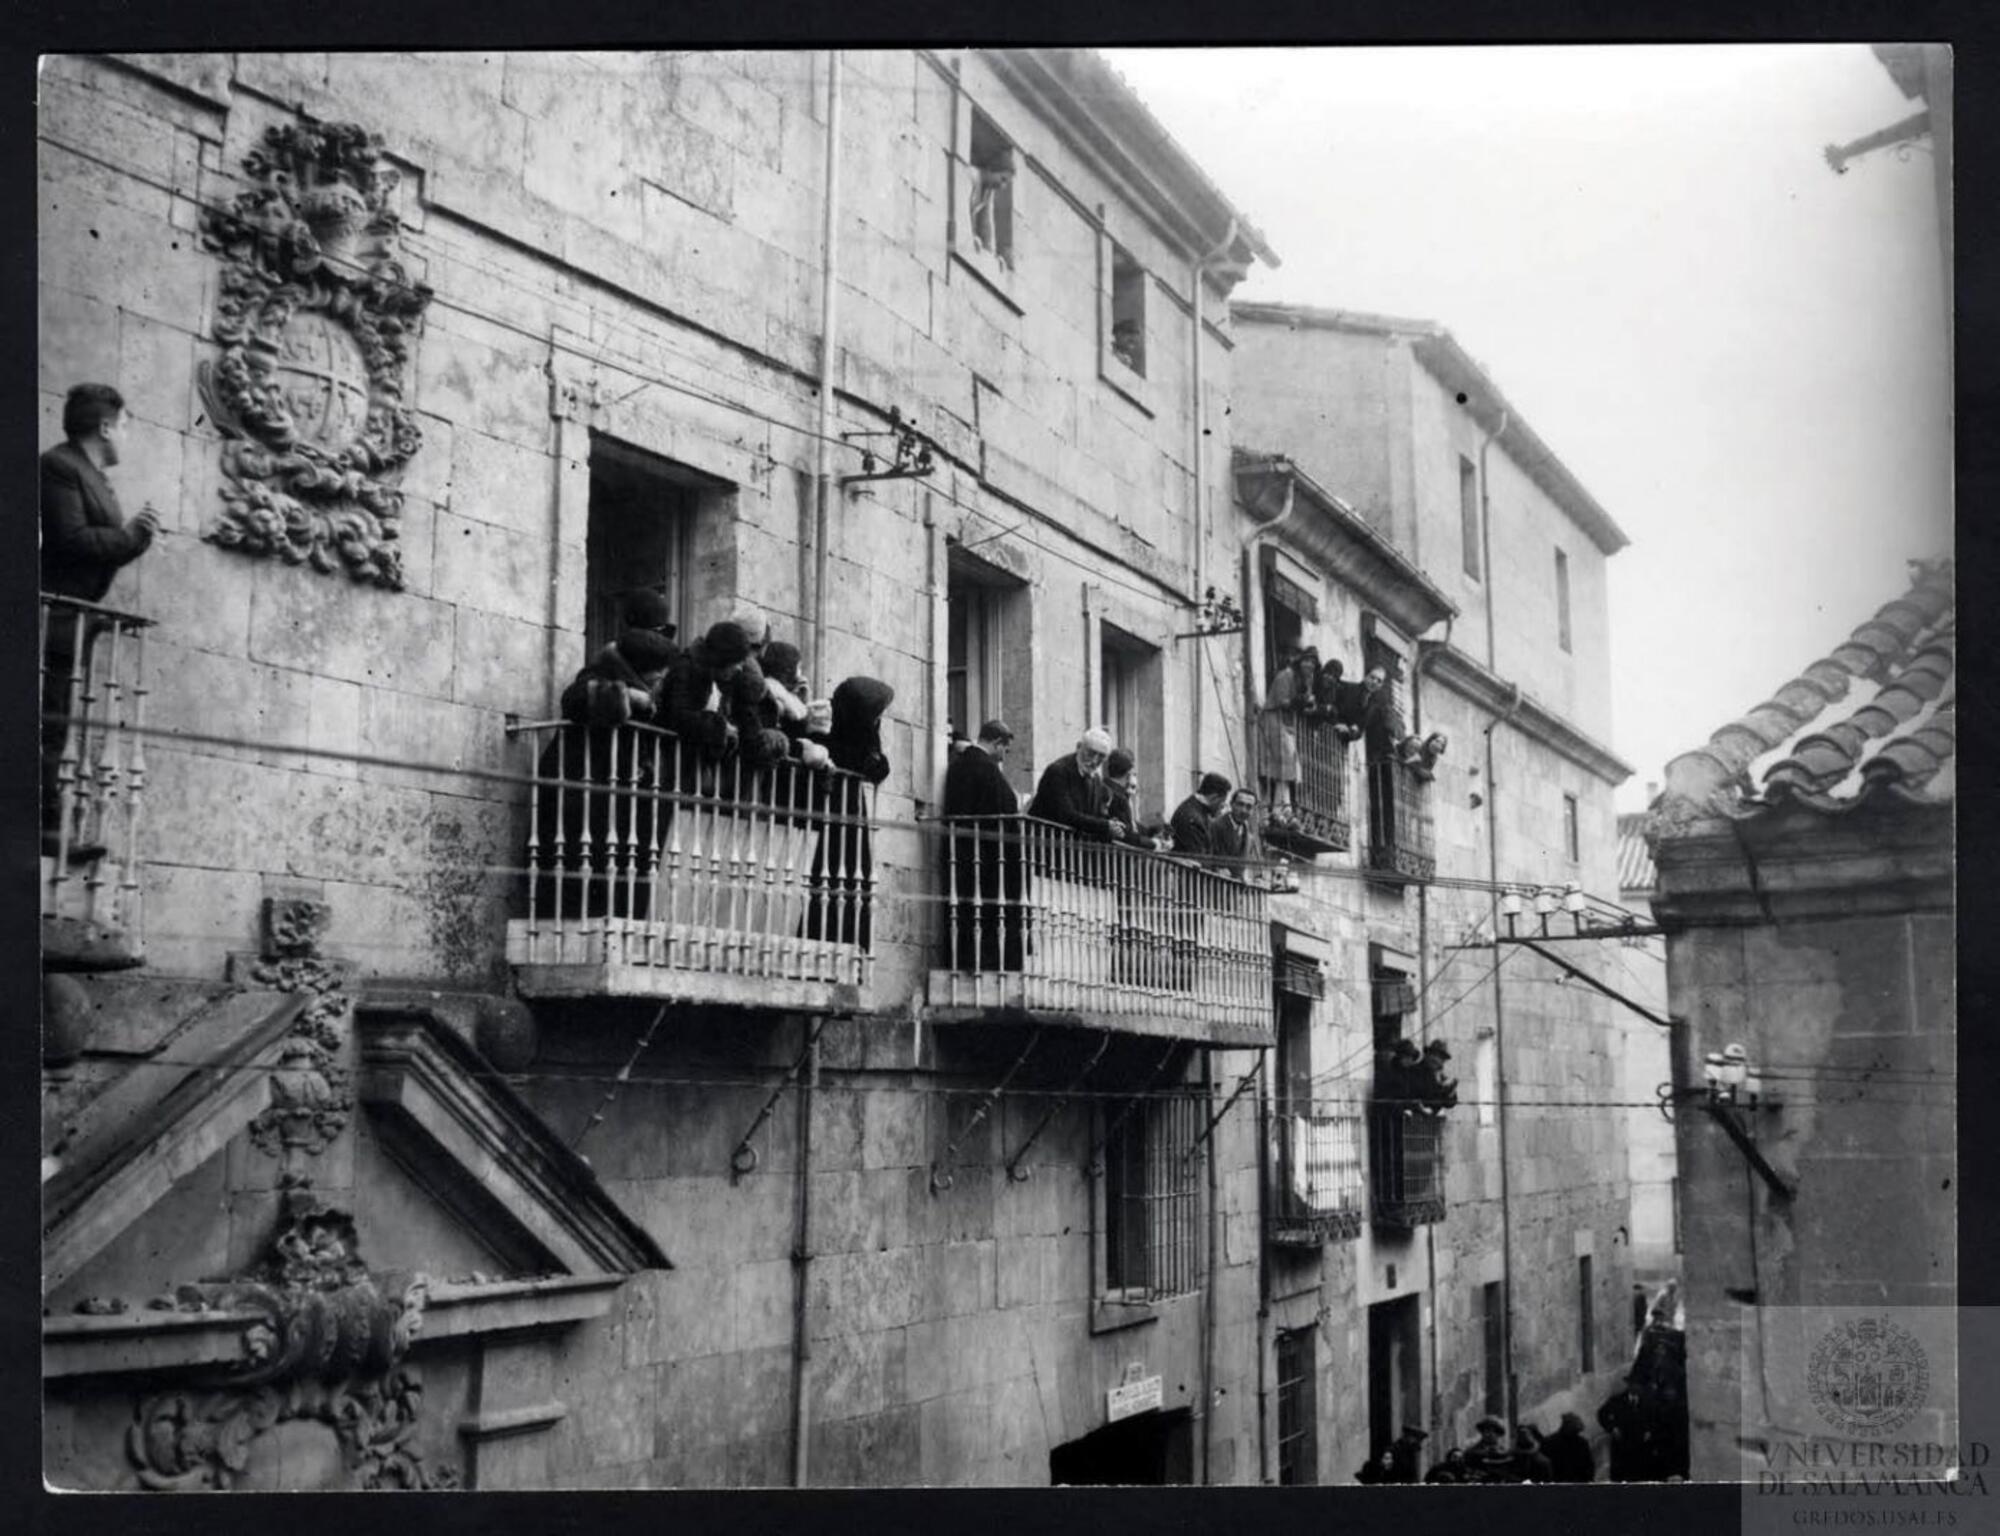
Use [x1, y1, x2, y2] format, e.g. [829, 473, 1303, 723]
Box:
[197, 120, 433, 589]
[246, 898, 353, 1166]
[125, 1200, 454, 1491]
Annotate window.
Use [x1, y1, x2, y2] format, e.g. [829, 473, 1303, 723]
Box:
[1109, 242, 1146, 376]
[1276, 1325, 1319, 1485]
[1563, 793, 1580, 863]
[1481, 1281, 1506, 1416]
[947, 549, 1030, 758]
[1103, 1090, 1203, 1302]
[586, 436, 730, 658]
[1459, 455, 1481, 580]
[966, 107, 1015, 270]
[1578, 1255, 1596, 1372]
[1096, 621, 1162, 811]
[1555, 547, 1572, 652]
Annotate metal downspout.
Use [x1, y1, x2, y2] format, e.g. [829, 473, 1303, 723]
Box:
[1484, 678, 1525, 1427]
[1188, 221, 1236, 774]
[1202, 1051, 1221, 1483]
[793, 52, 840, 1489]
[1254, 1049, 1273, 1482]
[1413, 623, 1449, 1440]
[809, 51, 843, 685]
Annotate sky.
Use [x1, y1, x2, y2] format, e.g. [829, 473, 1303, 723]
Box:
[1100, 45, 1952, 809]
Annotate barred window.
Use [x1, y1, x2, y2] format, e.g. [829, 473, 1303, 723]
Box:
[1103, 1091, 1203, 1302]
[1481, 1280, 1506, 1416]
[1276, 1325, 1319, 1485]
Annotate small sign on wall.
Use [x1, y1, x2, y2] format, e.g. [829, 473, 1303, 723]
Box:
[1108, 1374, 1164, 1423]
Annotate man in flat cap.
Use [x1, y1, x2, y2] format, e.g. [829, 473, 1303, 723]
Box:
[943, 719, 1023, 971]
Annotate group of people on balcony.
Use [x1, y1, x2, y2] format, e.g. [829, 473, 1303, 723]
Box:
[537, 593, 893, 951]
[1258, 645, 1448, 835]
[940, 724, 1270, 975]
[1374, 1036, 1460, 1115]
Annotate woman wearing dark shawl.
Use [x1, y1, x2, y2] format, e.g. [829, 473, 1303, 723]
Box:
[806, 676, 893, 952]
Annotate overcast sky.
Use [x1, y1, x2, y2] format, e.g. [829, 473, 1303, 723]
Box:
[1101, 45, 1952, 809]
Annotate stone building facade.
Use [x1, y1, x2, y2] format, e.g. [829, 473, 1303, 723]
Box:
[1648, 559, 1954, 1482]
[1228, 306, 1640, 1464]
[38, 48, 1294, 1490]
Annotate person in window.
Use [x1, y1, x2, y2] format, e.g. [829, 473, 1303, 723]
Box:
[561, 589, 677, 723]
[534, 626, 678, 921]
[969, 164, 1013, 262]
[1375, 1036, 1424, 1110]
[942, 718, 1022, 971]
[1168, 772, 1231, 858]
[1026, 728, 1124, 841]
[1258, 646, 1315, 820]
[662, 620, 753, 764]
[806, 676, 894, 952]
[1405, 730, 1449, 781]
[1101, 749, 1168, 850]
[41, 383, 162, 855]
[1413, 1039, 1459, 1114]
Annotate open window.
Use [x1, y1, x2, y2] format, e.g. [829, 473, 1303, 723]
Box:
[952, 101, 1021, 305]
[585, 435, 733, 659]
[1097, 619, 1163, 818]
[1109, 243, 1146, 376]
[946, 546, 1031, 758]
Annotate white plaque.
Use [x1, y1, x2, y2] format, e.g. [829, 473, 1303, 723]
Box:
[1107, 1374, 1164, 1423]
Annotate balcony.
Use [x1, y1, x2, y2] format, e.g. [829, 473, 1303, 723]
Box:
[506, 720, 875, 1012]
[927, 815, 1272, 1047]
[1268, 1108, 1365, 1245]
[1364, 758, 1436, 883]
[1368, 1103, 1445, 1231]
[1265, 716, 1353, 857]
[41, 594, 153, 971]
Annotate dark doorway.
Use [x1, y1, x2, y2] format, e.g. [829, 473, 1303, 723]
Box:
[1048, 1408, 1195, 1486]
[1367, 1295, 1422, 1459]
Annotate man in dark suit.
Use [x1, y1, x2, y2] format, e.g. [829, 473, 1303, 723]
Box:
[1026, 728, 1124, 841]
[1169, 772, 1232, 857]
[41, 383, 161, 852]
[942, 719, 1023, 970]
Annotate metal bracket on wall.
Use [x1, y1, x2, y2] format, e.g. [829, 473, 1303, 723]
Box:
[730, 1017, 827, 1180]
[1181, 1057, 1265, 1167]
[930, 1026, 1043, 1194]
[1171, 586, 1246, 642]
[1003, 1032, 1111, 1182]
[1084, 1040, 1182, 1178]
[839, 407, 937, 485]
[1703, 1100, 1796, 1201]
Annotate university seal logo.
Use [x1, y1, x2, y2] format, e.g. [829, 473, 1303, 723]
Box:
[1807, 1316, 1929, 1436]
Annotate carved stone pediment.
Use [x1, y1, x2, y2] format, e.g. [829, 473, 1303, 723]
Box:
[197, 120, 433, 589]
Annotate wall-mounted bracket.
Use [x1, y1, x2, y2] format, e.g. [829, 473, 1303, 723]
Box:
[930, 1026, 1043, 1193]
[1181, 1057, 1265, 1166]
[730, 1017, 826, 1179]
[1004, 1032, 1110, 1182]
[1172, 586, 1246, 642]
[1085, 1040, 1182, 1177]
[1703, 1100, 1795, 1202]
[839, 406, 937, 485]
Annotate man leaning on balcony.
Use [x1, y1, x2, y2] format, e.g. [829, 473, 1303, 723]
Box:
[1026, 728, 1127, 841]
[41, 383, 159, 856]
[943, 719, 1023, 971]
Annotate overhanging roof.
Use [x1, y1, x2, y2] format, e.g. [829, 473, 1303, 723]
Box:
[1231, 302, 1630, 556]
[1235, 448, 1457, 639]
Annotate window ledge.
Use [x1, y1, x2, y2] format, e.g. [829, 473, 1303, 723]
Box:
[951, 243, 1024, 315]
[1090, 1295, 1162, 1335]
[1098, 349, 1155, 417]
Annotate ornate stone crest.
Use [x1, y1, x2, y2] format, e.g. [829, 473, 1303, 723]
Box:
[198, 120, 433, 589]
[1809, 1315, 1930, 1436]
[126, 1200, 452, 1491]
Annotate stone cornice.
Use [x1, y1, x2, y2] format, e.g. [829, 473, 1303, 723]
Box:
[355, 1002, 670, 1276]
[1422, 642, 1633, 786]
[1235, 452, 1457, 640]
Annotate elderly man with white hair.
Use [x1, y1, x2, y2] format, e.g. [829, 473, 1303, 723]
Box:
[1026, 726, 1127, 841]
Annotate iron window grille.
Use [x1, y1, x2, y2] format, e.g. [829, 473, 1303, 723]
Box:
[1103, 1090, 1204, 1303]
[1276, 1324, 1319, 1485]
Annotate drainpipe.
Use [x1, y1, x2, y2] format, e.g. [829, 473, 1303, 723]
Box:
[1189, 222, 1238, 778]
[1241, 467, 1300, 789]
[1477, 412, 1510, 673]
[1484, 678, 1525, 1427]
[1202, 1051, 1221, 1483]
[790, 1023, 823, 1486]
[1412, 622, 1449, 1440]
[792, 52, 840, 1490]
[808, 51, 843, 685]
[1254, 1048, 1273, 1483]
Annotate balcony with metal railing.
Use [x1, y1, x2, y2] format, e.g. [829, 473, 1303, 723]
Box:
[505, 720, 876, 1011]
[927, 815, 1273, 1047]
[41, 594, 153, 970]
[1265, 715, 1353, 857]
[1268, 1106, 1365, 1245]
[1368, 1101, 1446, 1231]
[1363, 757, 1436, 884]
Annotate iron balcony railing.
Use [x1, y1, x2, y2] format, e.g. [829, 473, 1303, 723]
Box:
[1364, 758, 1436, 883]
[1269, 1107, 1366, 1245]
[506, 719, 876, 995]
[1368, 1101, 1446, 1230]
[931, 814, 1270, 1038]
[40, 593, 153, 957]
[1268, 715, 1353, 853]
